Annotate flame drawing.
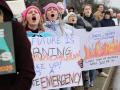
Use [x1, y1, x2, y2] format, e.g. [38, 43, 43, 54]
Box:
[84, 39, 120, 60]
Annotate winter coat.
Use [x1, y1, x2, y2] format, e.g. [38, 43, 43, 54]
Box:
[77, 16, 93, 31]
[0, 0, 35, 90]
[83, 15, 100, 28]
[63, 13, 84, 29]
[44, 20, 74, 37]
[100, 19, 115, 27]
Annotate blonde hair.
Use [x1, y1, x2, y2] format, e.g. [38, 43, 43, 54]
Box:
[22, 15, 44, 32]
[94, 11, 104, 21]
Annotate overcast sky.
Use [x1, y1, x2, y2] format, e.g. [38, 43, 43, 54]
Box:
[109, 0, 120, 9]
[96, 0, 120, 9]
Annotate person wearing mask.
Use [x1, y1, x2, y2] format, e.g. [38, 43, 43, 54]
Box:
[0, 0, 35, 90]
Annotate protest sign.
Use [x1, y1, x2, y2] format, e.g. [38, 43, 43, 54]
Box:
[0, 22, 16, 75]
[28, 26, 120, 89]
[82, 26, 120, 70]
[28, 36, 83, 90]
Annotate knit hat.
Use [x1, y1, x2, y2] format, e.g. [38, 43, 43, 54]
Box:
[64, 12, 77, 23]
[22, 5, 41, 21]
[43, 3, 59, 14]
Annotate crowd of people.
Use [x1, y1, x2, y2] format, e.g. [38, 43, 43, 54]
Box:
[0, 0, 119, 90]
[20, 2, 118, 90]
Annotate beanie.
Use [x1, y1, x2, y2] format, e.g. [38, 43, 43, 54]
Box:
[22, 5, 41, 21]
[43, 3, 59, 14]
[64, 12, 77, 23]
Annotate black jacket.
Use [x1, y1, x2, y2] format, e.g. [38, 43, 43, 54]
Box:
[100, 19, 115, 27]
[0, 0, 35, 90]
[83, 15, 100, 28]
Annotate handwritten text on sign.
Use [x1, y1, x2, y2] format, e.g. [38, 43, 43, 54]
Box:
[83, 26, 120, 70]
[28, 36, 83, 90]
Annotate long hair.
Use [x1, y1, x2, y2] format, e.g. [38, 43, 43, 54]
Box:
[22, 15, 44, 32]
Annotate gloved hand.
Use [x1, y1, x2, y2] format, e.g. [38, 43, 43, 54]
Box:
[84, 25, 93, 32]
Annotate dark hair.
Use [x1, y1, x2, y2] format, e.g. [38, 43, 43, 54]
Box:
[102, 10, 105, 14]
[97, 4, 104, 9]
[68, 6, 75, 12]
[104, 11, 111, 15]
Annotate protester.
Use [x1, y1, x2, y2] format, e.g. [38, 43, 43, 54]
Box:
[64, 11, 93, 32]
[0, 0, 35, 90]
[82, 4, 100, 90]
[43, 3, 74, 37]
[108, 8, 119, 26]
[94, 11, 115, 78]
[94, 4, 111, 77]
[43, 2, 75, 90]
[64, 11, 92, 90]
[100, 10, 115, 27]
[64, 12, 80, 28]
[94, 4, 105, 21]
[21, 5, 46, 37]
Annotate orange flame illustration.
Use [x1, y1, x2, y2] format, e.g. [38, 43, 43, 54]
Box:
[84, 39, 120, 60]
